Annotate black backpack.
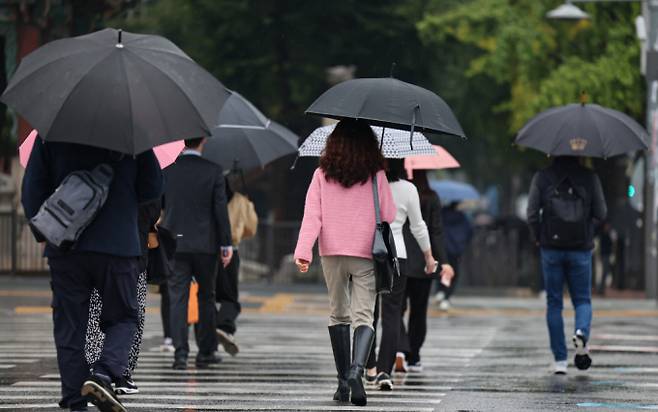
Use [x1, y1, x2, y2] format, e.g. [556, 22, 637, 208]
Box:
[543, 171, 590, 248]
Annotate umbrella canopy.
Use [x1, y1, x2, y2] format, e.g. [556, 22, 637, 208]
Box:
[1, 28, 231, 155]
[305, 77, 465, 139]
[404, 145, 460, 178]
[515, 103, 648, 158]
[204, 92, 298, 170]
[20, 129, 184, 169]
[430, 180, 479, 204]
[299, 124, 435, 159]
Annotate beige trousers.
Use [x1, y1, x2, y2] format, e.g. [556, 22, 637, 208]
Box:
[321, 256, 376, 329]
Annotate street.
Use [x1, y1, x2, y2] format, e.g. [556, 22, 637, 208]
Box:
[1, 277, 658, 411]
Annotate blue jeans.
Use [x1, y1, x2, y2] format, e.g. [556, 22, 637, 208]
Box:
[540, 248, 593, 362]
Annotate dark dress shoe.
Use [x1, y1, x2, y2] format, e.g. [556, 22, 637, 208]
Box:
[196, 353, 222, 368]
[81, 374, 127, 412]
[172, 358, 187, 370]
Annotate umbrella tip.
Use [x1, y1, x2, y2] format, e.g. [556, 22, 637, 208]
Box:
[116, 29, 124, 49]
[579, 90, 588, 106]
[390, 62, 397, 78]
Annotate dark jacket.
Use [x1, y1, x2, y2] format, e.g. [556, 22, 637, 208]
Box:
[161, 153, 231, 254]
[21, 140, 163, 257]
[403, 191, 448, 278]
[527, 157, 607, 250]
[442, 206, 473, 257]
[138, 199, 162, 272]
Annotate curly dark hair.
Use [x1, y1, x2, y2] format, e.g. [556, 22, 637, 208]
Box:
[319, 119, 385, 188]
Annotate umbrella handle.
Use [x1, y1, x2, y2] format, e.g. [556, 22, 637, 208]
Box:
[290, 154, 300, 170]
[410, 105, 419, 151]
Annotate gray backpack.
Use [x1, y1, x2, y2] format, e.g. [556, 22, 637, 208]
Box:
[29, 164, 114, 250]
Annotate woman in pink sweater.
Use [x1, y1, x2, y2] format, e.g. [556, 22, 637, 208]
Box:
[294, 119, 396, 407]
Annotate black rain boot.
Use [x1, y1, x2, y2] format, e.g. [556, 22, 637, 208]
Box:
[328, 324, 351, 402]
[347, 325, 375, 406]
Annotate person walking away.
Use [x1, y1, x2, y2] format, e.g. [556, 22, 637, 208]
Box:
[364, 159, 439, 391]
[85, 199, 161, 395]
[597, 221, 615, 296]
[294, 119, 396, 407]
[399, 170, 455, 373]
[161, 137, 233, 370]
[527, 156, 607, 375]
[215, 177, 258, 356]
[434, 201, 473, 310]
[22, 139, 162, 412]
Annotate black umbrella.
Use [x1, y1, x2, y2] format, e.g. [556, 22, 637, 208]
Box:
[1, 28, 231, 155]
[203, 92, 298, 171]
[305, 77, 465, 141]
[515, 103, 648, 158]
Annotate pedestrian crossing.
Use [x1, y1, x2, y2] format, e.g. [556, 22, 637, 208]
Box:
[0, 309, 493, 412]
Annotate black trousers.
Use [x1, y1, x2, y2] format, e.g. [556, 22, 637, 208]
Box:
[216, 250, 241, 335]
[160, 282, 171, 339]
[168, 253, 218, 359]
[400, 277, 432, 365]
[48, 253, 139, 409]
[366, 260, 407, 374]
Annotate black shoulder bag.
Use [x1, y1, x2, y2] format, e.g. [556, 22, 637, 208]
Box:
[372, 174, 400, 294]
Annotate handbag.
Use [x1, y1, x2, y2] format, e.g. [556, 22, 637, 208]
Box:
[372, 174, 400, 294]
[146, 226, 177, 285]
[188, 279, 199, 324]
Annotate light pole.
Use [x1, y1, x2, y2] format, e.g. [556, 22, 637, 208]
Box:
[548, 0, 658, 300]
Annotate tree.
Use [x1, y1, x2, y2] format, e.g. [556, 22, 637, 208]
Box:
[115, 0, 434, 219]
[418, 0, 644, 211]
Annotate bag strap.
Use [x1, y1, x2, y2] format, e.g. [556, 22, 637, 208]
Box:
[372, 173, 382, 225]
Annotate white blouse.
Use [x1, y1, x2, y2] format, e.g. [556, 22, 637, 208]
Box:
[389, 180, 431, 260]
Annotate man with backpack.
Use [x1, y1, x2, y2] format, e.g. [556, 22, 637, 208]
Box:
[22, 139, 163, 412]
[527, 156, 607, 375]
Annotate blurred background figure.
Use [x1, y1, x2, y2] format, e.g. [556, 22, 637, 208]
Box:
[434, 201, 473, 310]
[215, 176, 258, 356]
[596, 221, 617, 296]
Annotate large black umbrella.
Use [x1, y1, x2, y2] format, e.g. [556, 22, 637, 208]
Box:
[305, 77, 465, 140]
[1, 28, 231, 155]
[515, 103, 648, 158]
[203, 92, 298, 171]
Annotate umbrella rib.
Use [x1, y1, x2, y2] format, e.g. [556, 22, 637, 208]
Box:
[47, 51, 118, 142]
[594, 106, 649, 150]
[3, 48, 102, 96]
[548, 109, 578, 154]
[126, 49, 211, 133]
[117, 51, 135, 154]
[586, 108, 608, 157]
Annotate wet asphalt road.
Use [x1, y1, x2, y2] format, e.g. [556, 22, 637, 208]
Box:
[1, 277, 658, 411]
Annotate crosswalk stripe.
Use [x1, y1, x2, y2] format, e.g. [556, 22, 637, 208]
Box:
[0, 312, 493, 411]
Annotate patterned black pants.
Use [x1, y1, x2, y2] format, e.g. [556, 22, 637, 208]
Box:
[85, 271, 147, 378]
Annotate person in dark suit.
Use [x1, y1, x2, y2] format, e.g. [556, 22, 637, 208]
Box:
[22, 138, 163, 412]
[161, 137, 233, 370]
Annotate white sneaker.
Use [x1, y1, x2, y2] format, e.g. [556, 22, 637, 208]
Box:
[439, 300, 451, 311]
[433, 291, 446, 304]
[160, 337, 174, 352]
[553, 360, 568, 375]
[407, 362, 423, 373]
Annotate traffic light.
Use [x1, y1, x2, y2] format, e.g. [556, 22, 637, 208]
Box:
[628, 184, 636, 198]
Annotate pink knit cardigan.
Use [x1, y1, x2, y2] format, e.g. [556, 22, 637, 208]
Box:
[294, 168, 396, 263]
